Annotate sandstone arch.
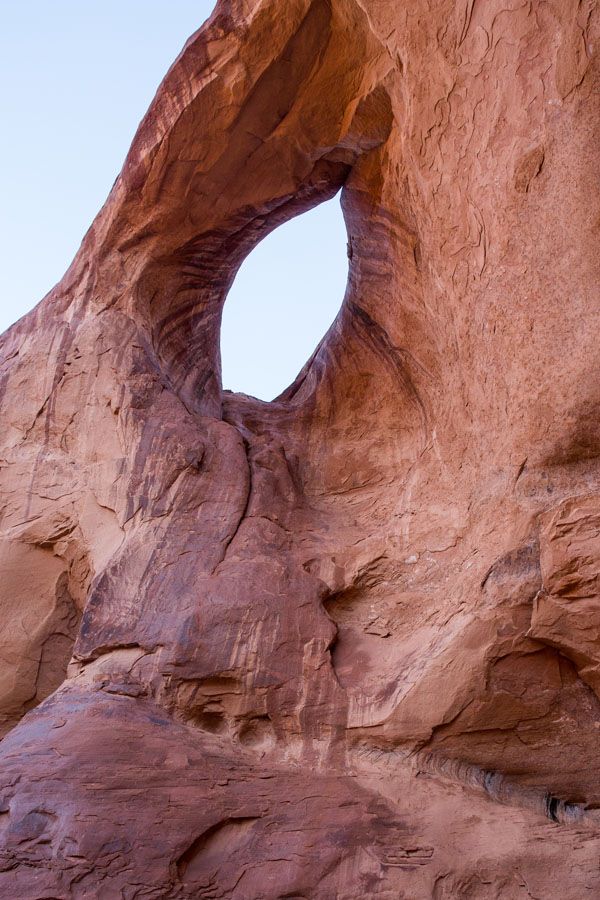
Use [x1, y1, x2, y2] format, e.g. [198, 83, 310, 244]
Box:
[0, 1, 599, 896]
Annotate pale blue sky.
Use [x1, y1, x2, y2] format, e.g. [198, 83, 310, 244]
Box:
[0, 3, 347, 400]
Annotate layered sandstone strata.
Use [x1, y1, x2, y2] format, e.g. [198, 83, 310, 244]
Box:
[0, 1, 599, 896]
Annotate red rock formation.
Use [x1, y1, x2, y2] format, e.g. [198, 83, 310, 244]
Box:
[1, 1, 599, 896]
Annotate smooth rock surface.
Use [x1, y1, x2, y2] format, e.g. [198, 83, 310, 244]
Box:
[0, 1, 599, 896]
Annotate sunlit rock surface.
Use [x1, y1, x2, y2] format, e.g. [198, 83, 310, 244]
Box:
[1, 1, 599, 896]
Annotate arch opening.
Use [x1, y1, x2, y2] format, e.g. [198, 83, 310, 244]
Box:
[220, 194, 348, 402]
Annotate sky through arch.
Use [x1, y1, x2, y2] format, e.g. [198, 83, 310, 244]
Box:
[221, 196, 347, 401]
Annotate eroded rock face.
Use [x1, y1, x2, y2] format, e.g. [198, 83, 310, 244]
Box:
[0, 1, 599, 896]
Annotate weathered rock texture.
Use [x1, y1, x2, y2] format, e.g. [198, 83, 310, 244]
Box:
[1, 1, 599, 896]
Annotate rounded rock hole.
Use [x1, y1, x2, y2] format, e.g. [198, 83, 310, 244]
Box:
[220, 194, 348, 402]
